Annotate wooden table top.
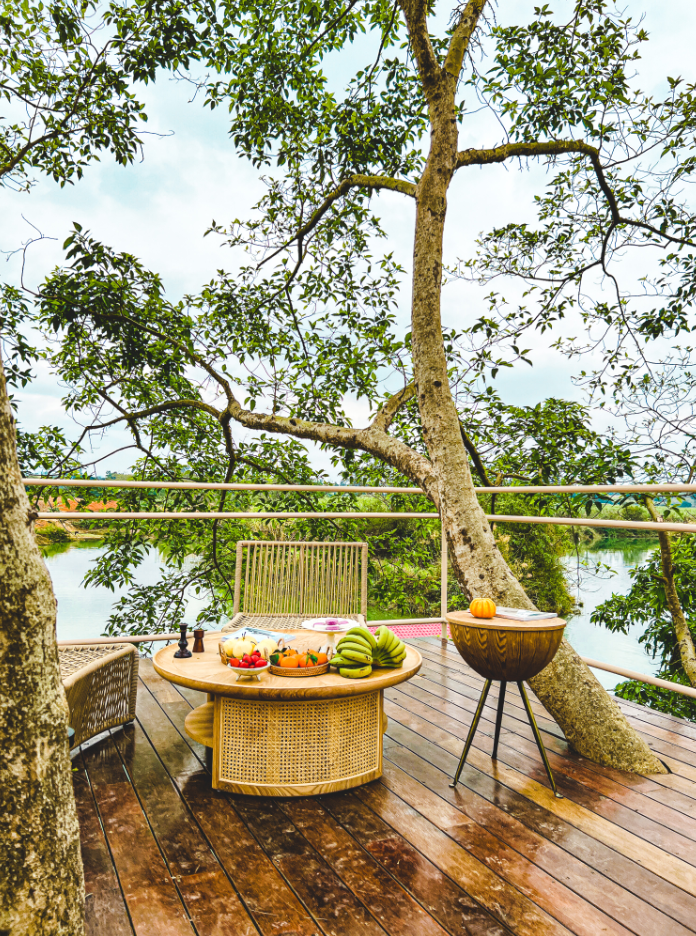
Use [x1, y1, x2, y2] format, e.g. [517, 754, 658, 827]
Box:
[153, 632, 422, 700]
[446, 610, 566, 632]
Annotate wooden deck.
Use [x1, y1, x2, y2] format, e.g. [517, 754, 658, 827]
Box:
[74, 637, 696, 936]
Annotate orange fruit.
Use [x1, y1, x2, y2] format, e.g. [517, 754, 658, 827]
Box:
[314, 652, 328, 665]
[279, 656, 299, 668]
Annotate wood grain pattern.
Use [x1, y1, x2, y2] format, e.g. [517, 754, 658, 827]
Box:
[109, 722, 259, 936]
[76, 638, 696, 936]
[384, 696, 696, 892]
[355, 781, 572, 936]
[322, 792, 515, 936]
[381, 717, 696, 933]
[133, 679, 322, 936]
[416, 639, 696, 810]
[382, 698, 696, 913]
[232, 795, 388, 936]
[154, 632, 421, 699]
[446, 612, 565, 681]
[375, 763, 635, 936]
[73, 766, 134, 936]
[184, 701, 214, 747]
[81, 736, 195, 936]
[280, 796, 452, 936]
[394, 665, 696, 835]
[379, 732, 693, 936]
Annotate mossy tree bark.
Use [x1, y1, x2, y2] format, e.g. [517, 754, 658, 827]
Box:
[645, 498, 696, 688]
[393, 0, 666, 775]
[0, 355, 85, 935]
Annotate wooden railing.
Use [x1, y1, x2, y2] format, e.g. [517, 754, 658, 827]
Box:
[29, 476, 696, 700]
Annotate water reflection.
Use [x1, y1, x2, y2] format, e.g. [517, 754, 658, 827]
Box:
[43, 540, 206, 642]
[563, 540, 660, 690]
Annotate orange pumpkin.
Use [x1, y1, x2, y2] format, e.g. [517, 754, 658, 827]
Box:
[469, 598, 496, 619]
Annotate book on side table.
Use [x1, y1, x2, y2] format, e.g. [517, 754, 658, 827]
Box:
[493, 607, 558, 622]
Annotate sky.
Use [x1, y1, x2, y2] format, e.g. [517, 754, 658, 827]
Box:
[3, 0, 696, 478]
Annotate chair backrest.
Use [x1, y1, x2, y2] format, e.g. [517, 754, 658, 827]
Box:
[233, 541, 368, 617]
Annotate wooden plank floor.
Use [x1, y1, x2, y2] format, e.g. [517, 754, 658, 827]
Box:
[74, 637, 696, 936]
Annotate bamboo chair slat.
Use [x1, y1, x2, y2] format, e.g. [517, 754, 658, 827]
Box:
[230, 540, 368, 622]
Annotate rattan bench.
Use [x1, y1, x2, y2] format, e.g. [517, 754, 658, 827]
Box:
[59, 644, 139, 749]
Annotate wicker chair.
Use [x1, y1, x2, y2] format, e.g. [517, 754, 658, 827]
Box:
[222, 540, 368, 632]
[59, 644, 139, 749]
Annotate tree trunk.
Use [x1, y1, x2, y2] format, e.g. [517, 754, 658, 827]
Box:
[409, 86, 666, 774]
[645, 498, 696, 687]
[0, 357, 85, 935]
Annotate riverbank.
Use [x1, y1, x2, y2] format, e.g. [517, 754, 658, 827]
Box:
[45, 538, 661, 690]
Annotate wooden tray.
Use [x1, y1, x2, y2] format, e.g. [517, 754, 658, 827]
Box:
[269, 662, 330, 678]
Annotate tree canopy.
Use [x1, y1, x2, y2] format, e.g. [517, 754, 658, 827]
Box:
[0, 0, 205, 190]
[9, 0, 696, 764]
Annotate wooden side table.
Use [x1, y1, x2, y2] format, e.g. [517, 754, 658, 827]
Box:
[446, 611, 566, 798]
[153, 633, 421, 796]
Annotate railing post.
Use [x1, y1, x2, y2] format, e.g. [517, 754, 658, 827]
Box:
[440, 522, 448, 640]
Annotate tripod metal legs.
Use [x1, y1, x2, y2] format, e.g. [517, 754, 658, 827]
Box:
[449, 679, 491, 788]
[492, 681, 506, 760]
[517, 681, 563, 798]
[449, 678, 563, 798]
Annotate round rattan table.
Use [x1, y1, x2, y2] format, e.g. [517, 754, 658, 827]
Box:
[153, 632, 421, 797]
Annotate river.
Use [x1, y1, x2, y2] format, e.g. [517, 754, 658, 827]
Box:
[45, 538, 660, 691]
[561, 540, 660, 689]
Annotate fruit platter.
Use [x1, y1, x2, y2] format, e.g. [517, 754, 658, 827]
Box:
[219, 635, 281, 680]
[217, 625, 409, 681]
[328, 625, 408, 679]
[269, 646, 331, 677]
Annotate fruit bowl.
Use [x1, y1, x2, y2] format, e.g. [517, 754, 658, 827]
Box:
[227, 659, 270, 681]
[269, 661, 330, 678]
[219, 643, 272, 680]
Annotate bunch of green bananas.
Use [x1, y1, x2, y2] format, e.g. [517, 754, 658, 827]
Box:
[329, 626, 407, 678]
[372, 625, 407, 668]
[329, 627, 376, 678]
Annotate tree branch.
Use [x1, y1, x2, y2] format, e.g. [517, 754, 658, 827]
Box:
[370, 382, 416, 432]
[457, 140, 696, 249]
[456, 139, 598, 169]
[76, 310, 235, 401]
[397, 1, 441, 101]
[443, 0, 488, 80]
[221, 394, 436, 499]
[300, 0, 361, 60]
[459, 423, 493, 487]
[260, 173, 417, 267]
[79, 398, 223, 432]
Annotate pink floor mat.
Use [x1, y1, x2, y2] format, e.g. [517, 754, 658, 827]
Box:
[367, 622, 449, 638]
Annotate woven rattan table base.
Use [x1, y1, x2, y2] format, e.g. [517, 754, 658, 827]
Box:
[185, 690, 384, 796]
